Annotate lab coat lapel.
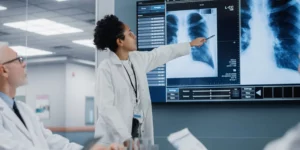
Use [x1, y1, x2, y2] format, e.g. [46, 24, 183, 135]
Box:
[127, 57, 149, 111]
[16, 101, 43, 147]
[0, 98, 32, 141]
[109, 51, 133, 88]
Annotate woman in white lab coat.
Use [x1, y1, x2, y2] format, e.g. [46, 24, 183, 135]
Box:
[93, 15, 206, 146]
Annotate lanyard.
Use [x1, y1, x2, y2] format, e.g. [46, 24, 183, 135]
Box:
[122, 62, 138, 103]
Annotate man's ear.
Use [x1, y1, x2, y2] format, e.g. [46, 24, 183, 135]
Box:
[0, 65, 4, 74]
[0, 65, 9, 78]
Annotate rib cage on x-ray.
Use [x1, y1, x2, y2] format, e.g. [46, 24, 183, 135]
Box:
[241, 0, 252, 51]
[241, 0, 300, 71]
[188, 12, 214, 68]
[166, 11, 214, 69]
[268, 0, 300, 71]
[166, 14, 178, 45]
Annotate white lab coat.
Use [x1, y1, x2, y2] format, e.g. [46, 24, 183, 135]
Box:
[263, 122, 300, 150]
[95, 42, 191, 145]
[0, 98, 83, 150]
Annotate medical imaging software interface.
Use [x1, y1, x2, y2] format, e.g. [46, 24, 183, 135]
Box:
[137, 0, 300, 103]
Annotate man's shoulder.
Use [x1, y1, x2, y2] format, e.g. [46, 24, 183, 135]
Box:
[16, 101, 28, 107]
[16, 101, 35, 114]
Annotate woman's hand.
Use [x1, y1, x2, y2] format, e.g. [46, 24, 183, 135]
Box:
[190, 37, 206, 47]
[123, 138, 139, 150]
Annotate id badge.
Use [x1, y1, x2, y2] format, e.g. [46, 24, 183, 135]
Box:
[133, 108, 144, 124]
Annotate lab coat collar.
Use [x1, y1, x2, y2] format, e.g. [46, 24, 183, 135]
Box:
[109, 51, 122, 65]
[109, 50, 136, 65]
[0, 92, 14, 109]
[109, 50, 138, 95]
[16, 101, 45, 148]
[0, 98, 32, 141]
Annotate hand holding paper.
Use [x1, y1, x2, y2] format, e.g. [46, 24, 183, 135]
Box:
[168, 128, 208, 150]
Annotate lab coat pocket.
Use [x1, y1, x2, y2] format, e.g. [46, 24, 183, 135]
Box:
[117, 87, 129, 96]
[116, 87, 130, 104]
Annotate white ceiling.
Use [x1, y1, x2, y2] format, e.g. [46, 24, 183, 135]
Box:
[0, 0, 96, 61]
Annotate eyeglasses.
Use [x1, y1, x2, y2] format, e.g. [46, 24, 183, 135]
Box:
[2, 57, 24, 65]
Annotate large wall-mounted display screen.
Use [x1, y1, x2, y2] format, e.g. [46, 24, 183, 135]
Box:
[137, 0, 300, 102]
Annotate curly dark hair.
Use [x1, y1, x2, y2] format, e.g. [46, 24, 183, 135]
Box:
[94, 15, 125, 52]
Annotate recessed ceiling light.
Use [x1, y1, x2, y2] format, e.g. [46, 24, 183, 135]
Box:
[72, 39, 95, 48]
[56, 0, 68, 2]
[0, 5, 7, 11]
[11, 46, 54, 57]
[3, 19, 83, 36]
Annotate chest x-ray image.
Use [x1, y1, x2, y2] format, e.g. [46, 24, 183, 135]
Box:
[241, 0, 300, 85]
[166, 8, 218, 79]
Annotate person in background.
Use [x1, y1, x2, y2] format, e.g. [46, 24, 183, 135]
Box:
[93, 14, 206, 147]
[263, 122, 300, 150]
[0, 42, 124, 150]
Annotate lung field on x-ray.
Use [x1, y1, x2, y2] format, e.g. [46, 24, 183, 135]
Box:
[166, 14, 179, 45]
[241, 0, 300, 71]
[188, 12, 214, 68]
[268, 0, 300, 71]
[241, 0, 252, 51]
[166, 10, 214, 69]
[240, 0, 300, 84]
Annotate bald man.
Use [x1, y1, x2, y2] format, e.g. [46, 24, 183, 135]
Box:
[0, 43, 124, 150]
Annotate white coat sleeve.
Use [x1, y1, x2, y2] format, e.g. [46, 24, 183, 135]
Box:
[95, 65, 132, 143]
[0, 115, 42, 150]
[0, 107, 82, 150]
[29, 105, 83, 150]
[135, 42, 191, 73]
[263, 122, 300, 150]
[40, 123, 83, 150]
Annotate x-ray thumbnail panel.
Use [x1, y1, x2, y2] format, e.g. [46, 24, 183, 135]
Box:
[240, 0, 300, 85]
[166, 8, 218, 79]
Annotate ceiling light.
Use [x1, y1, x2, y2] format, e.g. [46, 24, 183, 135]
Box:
[56, 0, 68, 1]
[3, 19, 83, 36]
[72, 39, 95, 48]
[0, 5, 7, 11]
[11, 46, 54, 57]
